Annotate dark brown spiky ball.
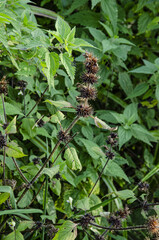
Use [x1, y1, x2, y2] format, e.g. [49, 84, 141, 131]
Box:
[147, 217, 159, 236]
[78, 85, 97, 100]
[0, 76, 8, 95]
[81, 73, 98, 84]
[80, 213, 95, 228]
[57, 130, 70, 142]
[0, 134, 6, 149]
[76, 104, 93, 117]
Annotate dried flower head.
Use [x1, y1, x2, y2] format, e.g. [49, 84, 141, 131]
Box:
[17, 80, 28, 90]
[47, 225, 58, 239]
[116, 206, 131, 219]
[76, 104, 93, 117]
[0, 76, 8, 95]
[78, 85, 97, 100]
[57, 130, 70, 142]
[81, 73, 98, 84]
[108, 215, 122, 228]
[138, 182, 149, 192]
[147, 217, 159, 236]
[106, 150, 115, 159]
[32, 157, 40, 165]
[0, 133, 6, 149]
[84, 52, 99, 74]
[4, 179, 17, 189]
[80, 213, 95, 228]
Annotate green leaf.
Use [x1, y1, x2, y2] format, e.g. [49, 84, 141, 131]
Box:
[18, 190, 33, 208]
[88, 27, 106, 42]
[123, 103, 138, 124]
[118, 126, 132, 149]
[118, 72, 133, 97]
[55, 16, 71, 40]
[64, 147, 82, 171]
[138, 12, 152, 34]
[72, 38, 95, 48]
[131, 124, 156, 145]
[0, 193, 10, 205]
[105, 160, 130, 182]
[43, 165, 60, 178]
[20, 118, 37, 140]
[101, 0, 118, 33]
[130, 60, 157, 74]
[112, 45, 131, 60]
[80, 138, 102, 159]
[116, 190, 135, 200]
[5, 116, 17, 134]
[45, 99, 72, 108]
[76, 197, 90, 210]
[4, 230, 24, 240]
[126, 83, 149, 99]
[0, 186, 16, 209]
[60, 52, 75, 83]
[0, 208, 43, 216]
[6, 141, 27, 158]
[53, 221, 77, 240]
[64, 0, 88, 15]
[81, 126, 93, 140]
[91, 0, 101, 9]
[155, 85, 159, 102]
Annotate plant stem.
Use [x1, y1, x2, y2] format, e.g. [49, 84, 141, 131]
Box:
[42, 175, 48, 240]
[1, 94, 7, 123]
[88, 157, 109, 197]
[17, 116, 80, 204]
[90, 222, 147, 231]
[26, 85, 49, 118]
[12, 157, 30, 184]
[28, 179, 45, 207]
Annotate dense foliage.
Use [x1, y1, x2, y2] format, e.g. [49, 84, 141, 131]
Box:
[0, 0, 159, 239]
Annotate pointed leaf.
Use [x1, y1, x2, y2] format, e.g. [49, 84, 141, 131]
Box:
[5, 116, 17, 134]
[60, 52, 75, 83]
[64, 147, 82, 171]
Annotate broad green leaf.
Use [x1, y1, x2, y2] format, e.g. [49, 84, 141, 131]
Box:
[130, 60, 157, 74]
[138, 12, 152, 34]
[81, 125, 93, 140]
[101, 0, 118, 33]
[105, 160, 130, 182]
[91, 147, 105, 158]
[64, 147, 82, 171]
[45, 99, 72, 108]
[64, 0, 88, 15]
[65, 27, 76, 43]
[53, 221, 77, 240]
[118, 72, 133, 96]
[126, 83, 149, 99]
[91, 0, 101, 9]
[100, 21, 113, 37]
[5, 116, 17, 134]
[6, 141, 27, 158]
[118, 126, 132, 149]
[18, 190, 33, 208]
[20, 118, 37, 140]
[50, 111, 65, 123]
[123, 103, 138, 124]
[0, 186, 16, 209]
[55, 16, 71, 40]
[102, 39, 117, 52]
[72, 38, 95, 48]
[155, 85, 159, 102]
[112, 45, 131, 60]
[60, 52, 75, 83]
[76, 197, 90, 210]
[131, 124, 156, 145]
[88, 27, 106, 42]
[0, 193, 10, 205]
[116, 190, 135, 200]
[80, 138, 101, 159]
[4, 230, 24, 240]
[43, 165, 60, 178]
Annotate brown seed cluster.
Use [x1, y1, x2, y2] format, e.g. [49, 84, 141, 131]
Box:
[80, 213, 95, 228]
[0, 133, 6, 149]
[76, 52, 99, 118]
[147, 217, 159, 236]
[0, 76, 8, 95]
[17, 80, 28, 91]
[57, 130, 70, 142]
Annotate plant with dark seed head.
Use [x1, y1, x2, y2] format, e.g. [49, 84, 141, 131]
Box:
[138, 182, 149, 192]
[2, 123, 8, 130]
[147, 217, 159, 236]
[57, 130, 70, 142]
[106, 150, 115, 160]
[108, 215, 122, 228]
[81, 72, 98, 84]
[76, 104, 93, 117]
[116, 206, 131, 219]
[0, 76, 8, 95]
[0, 133, 6, 149]
[32, 158, 40, 165]
[78, 84, 97, 100]
[17, 80, 28, 91]
[80, 213, 95, 228]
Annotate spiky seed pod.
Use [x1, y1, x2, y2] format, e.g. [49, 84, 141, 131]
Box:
[138, 182, 149, 192]
[80, 213, 95, 228]
[17, 80, 28, 90]
[108, 215, 122, 228]
[0, 134, 6, 149]
[0, 76, 8, 95]
[76, 104, 93, 117]
[47, 225, 58, 239]
[147, 217, 159, 236]
[106, 150, 115, 159]
[2, 123, 9, 130]
[84, 52, 99, 74]
[81, 73, 98, 84]
[78, 85, 97, 100]
[116, 206, 131, 219]
[4, 179, 17, 189]
[37, 119, 45, 127]
[57, 130, 70, 142]
[32, 158, 40, 165]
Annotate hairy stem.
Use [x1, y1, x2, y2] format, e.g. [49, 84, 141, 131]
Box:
[12, 157, 30, 184]
[90, 222, 147, 231]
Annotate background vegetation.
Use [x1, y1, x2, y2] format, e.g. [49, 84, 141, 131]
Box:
[0, 0, 159, 239]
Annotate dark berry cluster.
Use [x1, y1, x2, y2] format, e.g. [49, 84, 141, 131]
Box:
[57, 130, 70, 142]
[17, 80, 28, 91]
[76, 52, 99, 118]
[0, 76, 8, 95]
[108, 215, 122, 228]
[106, 132, 118, 146]
[138, 182, 149, 192]
[32, 158, 40, 165]
[4, 179, 17, 189]
[0, 133, 6, 149]
[80, 213, 95, 228]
